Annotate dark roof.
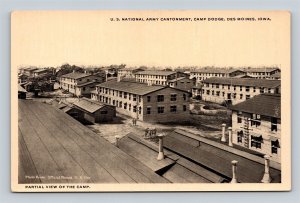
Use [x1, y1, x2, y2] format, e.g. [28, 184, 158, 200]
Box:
[191, 68, 244, 74]
[119, 133, 225, 183]
[135, 70, 176, 76]
[202, 77, 281, 88]
[270, 72, 281, 78]
[76, 81, 100, 87]
[73, 98, 109, 113]
[96, 80, 166, 95]
[230, 94, 281, 118]
[243, 67, 280, 73]
[164, 129, 281, 183]
[168, 77, 191, 82]
[60, 72, 91, 79]
[33, 69, 49, 73]
[18, 100, 168, 184]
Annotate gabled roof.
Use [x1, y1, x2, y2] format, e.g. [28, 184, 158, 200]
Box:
[135, 70, 176, 76]
[230, 94, 281, 118]
[242, 67, 280, 73]
[18, 100, 167, 184]
[33, 69, 49, 73]
[97, 80, 166, 95]
[73, 98, 109, 113]
[191, 68, 244, 74]
[202, 77, 281, 88]
[164, 129, 281, 183]
[18, 84, 27, 93]
[60, 72, 91, 79]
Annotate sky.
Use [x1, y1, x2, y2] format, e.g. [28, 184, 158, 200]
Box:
[11, 11, 290, 69]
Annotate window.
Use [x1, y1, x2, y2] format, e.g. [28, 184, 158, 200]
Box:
[246, 95, 250, 100]
[268, 88, 272, 93]
[237, 112, 242, 123]
[119, 91, 123, 97]
[206, 90, 210, 95]
[139, 107, 142, 114]
[146, 107, 151, 114]
[133, 105, 137, 112]
[124, 92, 127, 99]
[170, 94, 177, 101]
[233, 86, 236, 91]
[260, 88, 264, 93]
[158, 106, 164, 114]
[228, 85, 230, 90]
[139, 96, 141, 103]
[271, 117, 278, 131]
[170, 105, 177, 113]
[100, 110, 108, 114]
[157, 95, 164, 102]
[124, 103, 127, 109]
[239, 94, 243, 99]
[233, 93, 237, 99]
[183, 94, 187, 101]
[147, 96, 151, 102]
[206, 83, 209, 87]
[133, 94, 137, 101]
[183, 105, 187, 111]
[251, 114, 261, 127]
[240, 86, 243, 91]
[246, 86, 250, 92]
[216, 91, 220, 96]
[253, 87, 256, 92]
[83, 87, 86, 91]
[212, 90, 215, 96]
[216, 84, 219, 88]
[222, 84, 225, 89]
[129, 104, 131, 111]
[237, 131, 243, 143]
[222, 92, 225, 97]
[251, 135, 263, 149]
[271, 140, 280, 154]
[119, 101, 122, 108]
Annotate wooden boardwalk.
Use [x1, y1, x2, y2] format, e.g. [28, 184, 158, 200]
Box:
[18, 100, 169, 184]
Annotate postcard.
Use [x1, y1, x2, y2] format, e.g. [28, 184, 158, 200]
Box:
[11, 10, 291, 192]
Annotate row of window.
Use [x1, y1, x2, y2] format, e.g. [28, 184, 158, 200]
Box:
[237, 132, 280, 154]
[204, 84, 271, 93]
[191, 73, 226, 77]
[148, 105, 187, 114]
[204, 90, 251, 100]
[136, 75, 169, 79]
[137, 79, 167, 85]
[237, 113, 278, 131]
[97, 88, 188, 102]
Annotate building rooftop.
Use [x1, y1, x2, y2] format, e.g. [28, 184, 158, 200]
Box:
[164, 129, 281, 183]
[60, 72, 91, 79]
[97, 80, 166, 95]
[191, 68, 244, 74]
[76, 81, 100, 88]
[18, 85, 27, 93]
[270, 72, 281, 78]
[118, 133, 225, 183]
[202, 77, 281, 88]
[135, 70, 176, 76]
[230, 94, 281, 118]
[73, 98, 111, 114]
[18, 100, 168, 184]
[33, 69, 49, 73]
[168, 77, 191, 82]
[242, 67, 280, 73]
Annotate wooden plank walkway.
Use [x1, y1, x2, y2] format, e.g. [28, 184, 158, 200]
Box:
[18, 100, 168, 184]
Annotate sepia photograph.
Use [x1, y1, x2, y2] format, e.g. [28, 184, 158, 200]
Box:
[11, 10, 291, 192]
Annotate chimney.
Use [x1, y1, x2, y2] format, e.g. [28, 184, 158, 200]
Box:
[230, 160, 238, 183]
[261, 155, 272, 183]
[157, 133, 165, 160]
[221, 123, 226, 142]
[115, 136, 121, 148]
[228, 127, 233, 147]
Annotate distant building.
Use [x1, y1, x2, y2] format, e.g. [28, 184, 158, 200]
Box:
[191, 84, 203, 99]
[243, 67, 281, 79]
[18, 84, 27, 99]
[201, 77, 281, 105]
[230, 94, 281, 163]
[22, 67, 38, 77]
[269, 72, 281, 80]
[190, 68, 246, 83]
[91, 80, 190, 123]
[117, 67, 145, 80]
[59, 72, 105, 97]
[134, 70, 189, 86]
[33, 69, 51, 78]
[67, 98, 116, 123]
[168, 77, 196, 92]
